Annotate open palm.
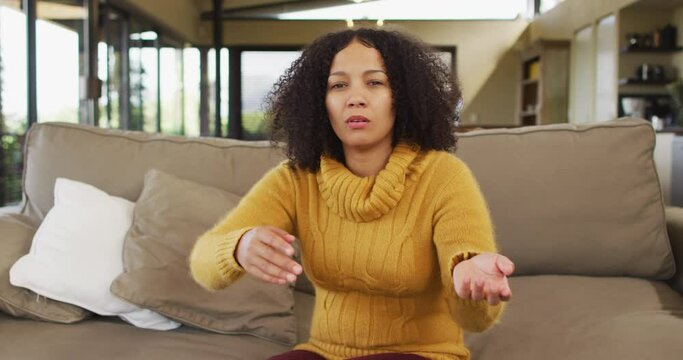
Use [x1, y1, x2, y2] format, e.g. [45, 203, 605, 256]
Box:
[452, 253, 514, 306]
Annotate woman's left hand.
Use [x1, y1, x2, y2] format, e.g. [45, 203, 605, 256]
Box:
[452, 253, 514, 306]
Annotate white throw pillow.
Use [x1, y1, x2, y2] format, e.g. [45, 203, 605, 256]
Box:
[9, 178, 180, 330]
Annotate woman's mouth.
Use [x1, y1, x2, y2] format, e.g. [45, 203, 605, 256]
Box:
[346, 116, 370, 129]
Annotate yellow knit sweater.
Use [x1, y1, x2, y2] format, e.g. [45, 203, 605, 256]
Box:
[190, 143, 504, 360]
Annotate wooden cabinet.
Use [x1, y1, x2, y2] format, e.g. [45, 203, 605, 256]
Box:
[518, 40, 570, 126]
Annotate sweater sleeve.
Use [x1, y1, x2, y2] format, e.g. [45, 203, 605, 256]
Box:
[432, 156, 505, 333]
[189, 162, 298, 291]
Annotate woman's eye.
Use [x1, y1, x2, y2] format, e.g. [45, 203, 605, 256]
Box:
[368, 80, 384, 86]
[329, 83, 346, 90]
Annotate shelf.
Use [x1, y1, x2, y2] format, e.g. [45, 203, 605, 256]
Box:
[620, 47, 683, 54]
[617, 93, 671, 101]
[656, 127, 683, 135]
[619, 78, 675, 86]
[518, 39, 569, 125]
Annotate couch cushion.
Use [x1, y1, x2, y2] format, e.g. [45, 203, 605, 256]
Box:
[456, 118, 674, 279]
[465, 275, 683, 360]
[20, 122, 285, 220]
[293, 290, 314, 343]
[110, 169, 297, 345]
[666, 206, 683, 294]
[0, 312, 290, 360]
[0, 204, 21, 216]
[0, 213, 90, 323]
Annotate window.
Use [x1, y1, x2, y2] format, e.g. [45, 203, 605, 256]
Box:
[99, 7, 194, 135]
[0, 5, 28, 133]
[240, 50, 301, 140]
[208, 48, 228, 137]
[181, 48, 201, 137]
[0, 3, 27, 205]
[98, 40, 117, 128]
[0, 1, 208, 205]
[36, 0, 81, 124]
[128, 26, 158, 132]
[159, 47, 184, 135]
[98, 7, 125, 130]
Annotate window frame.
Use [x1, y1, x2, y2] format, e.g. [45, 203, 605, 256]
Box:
[227, 45, 304, 139]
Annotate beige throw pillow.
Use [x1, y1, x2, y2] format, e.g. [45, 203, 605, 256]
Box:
[0, 213, 91, 323]
[110, 169, 297, 345]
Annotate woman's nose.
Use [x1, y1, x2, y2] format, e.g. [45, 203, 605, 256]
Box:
[347, 88, 367, 107]
[348, 97, 366, 107]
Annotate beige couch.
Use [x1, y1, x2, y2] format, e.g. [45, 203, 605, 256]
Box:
[1, 118, 682, 359]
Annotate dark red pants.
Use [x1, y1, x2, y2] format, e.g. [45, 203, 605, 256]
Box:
[268, 350, 427, 359]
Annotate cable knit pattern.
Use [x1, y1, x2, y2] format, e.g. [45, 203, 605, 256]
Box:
[317, 143, 420, 222]
[190, 144, 504, 360]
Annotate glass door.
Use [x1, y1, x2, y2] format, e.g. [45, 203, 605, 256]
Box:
[35, 0, 84, 124]
[1, 2, 30, 205]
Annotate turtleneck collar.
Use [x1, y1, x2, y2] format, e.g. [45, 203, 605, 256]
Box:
[316, 142, 423, 222]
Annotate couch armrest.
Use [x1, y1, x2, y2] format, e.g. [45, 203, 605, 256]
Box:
[0, 204, 21, 216]
[666, 206, 683, 295]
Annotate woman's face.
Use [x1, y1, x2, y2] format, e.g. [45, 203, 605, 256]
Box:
[326, 39, 395, 152]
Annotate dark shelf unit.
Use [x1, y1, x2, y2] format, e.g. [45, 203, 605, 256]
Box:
[619, 78, 675, 86]
[620, 47, 683, 54]
[517, 40, 570, 126]
[618, 93, 675, 122]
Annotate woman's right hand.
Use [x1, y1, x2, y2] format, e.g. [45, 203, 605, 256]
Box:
[235, 226, 303, 285]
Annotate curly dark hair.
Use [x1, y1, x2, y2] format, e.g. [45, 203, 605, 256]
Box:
[267, 27, 461, 172]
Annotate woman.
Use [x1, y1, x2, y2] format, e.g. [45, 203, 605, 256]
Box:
[189, 28, 514, 360]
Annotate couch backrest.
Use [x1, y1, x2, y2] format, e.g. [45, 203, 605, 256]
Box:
[20, 123, 285, 220]
[456, 117, 674, 279]
[20, 119, 675, 280]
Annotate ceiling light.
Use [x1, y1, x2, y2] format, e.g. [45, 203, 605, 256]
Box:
[278, 0, 527, 20]
[129, 31, 158, 41]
